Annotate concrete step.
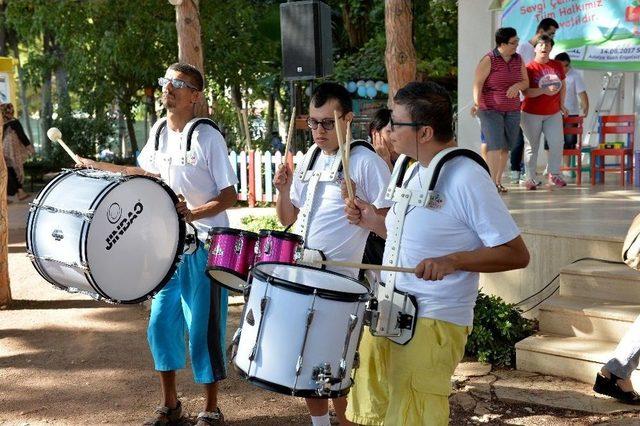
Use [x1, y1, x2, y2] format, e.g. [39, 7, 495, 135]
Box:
[539, 295, 640, 342]
[560, 260, 640, 304]
[516, 333, 640, 389]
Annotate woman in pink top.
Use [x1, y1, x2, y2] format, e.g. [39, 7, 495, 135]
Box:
[472, 27, 529, 193]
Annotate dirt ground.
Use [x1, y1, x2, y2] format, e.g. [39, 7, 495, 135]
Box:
[2, 208, 640, 425]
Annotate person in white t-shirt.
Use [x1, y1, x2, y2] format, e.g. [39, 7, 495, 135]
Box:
[77, 63, 237, 426]
[555, 52, 589, 146]
[511, 17, 559, 183]
[343, 82, 530, 426]
[273, 82, 391, 426]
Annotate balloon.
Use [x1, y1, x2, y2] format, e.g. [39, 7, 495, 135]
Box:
[357, 85, 367, 98]
[347, 81, 357, 93]
[304, 85, 312, 97]
[366, 86, 377, 99]
[381, 83, 389, 94]
[366, 80, 375, 87]
[375, 81, 384, 90]
[356, 80, 365, 86]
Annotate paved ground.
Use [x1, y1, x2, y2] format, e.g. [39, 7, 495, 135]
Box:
[2, 199, 640, 425]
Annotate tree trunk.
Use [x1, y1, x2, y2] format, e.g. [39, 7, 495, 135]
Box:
[175, 0, 208, 118]
[384, 0, 416, 107]
[41, 31, 54, 154]
[230, 84, 245, 142]
[0, 113, 11, 308]
[125, 112, 138, 156]
[265, 91, 275, 138]
[342, 1, 372, 50]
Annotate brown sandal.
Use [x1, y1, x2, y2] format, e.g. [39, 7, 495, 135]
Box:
[496, 184, 508, 193]
[143, 400, 183, 426]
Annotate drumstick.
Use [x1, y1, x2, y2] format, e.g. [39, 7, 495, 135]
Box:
[47, 127, 79, 163]
[283, 106, 296, 164]
[333, 110, 354, 202]
[343, 121, 355, 202]
[319, 259, 415, 274]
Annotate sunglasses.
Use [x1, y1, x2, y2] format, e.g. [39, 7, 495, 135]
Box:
[158, 77, 199, 91]
[307, 114, 346, 131]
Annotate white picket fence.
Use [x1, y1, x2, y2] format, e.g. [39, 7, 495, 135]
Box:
[228, 150, 305, 204]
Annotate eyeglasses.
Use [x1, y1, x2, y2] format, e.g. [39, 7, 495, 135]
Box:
[507, 39, 520, 46]
[389, 117, 426, 132]
[307, 114, 345, 131]
[158, 77, 199, 91]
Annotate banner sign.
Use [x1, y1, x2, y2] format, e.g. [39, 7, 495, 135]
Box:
[501, 0, 640, 71]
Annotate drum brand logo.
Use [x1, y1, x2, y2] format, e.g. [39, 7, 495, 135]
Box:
[105, 202, 144, 251]
[107, 203, 123, 224]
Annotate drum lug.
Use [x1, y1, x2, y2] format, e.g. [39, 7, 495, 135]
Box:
[30, 202, 94, 221]
[312, 363, 341, 397]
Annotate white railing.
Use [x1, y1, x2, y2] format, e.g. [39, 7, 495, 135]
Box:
[228, 150, 305, 205]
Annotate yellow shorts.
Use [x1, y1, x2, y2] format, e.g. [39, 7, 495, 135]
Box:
[346, 318, 471, 426]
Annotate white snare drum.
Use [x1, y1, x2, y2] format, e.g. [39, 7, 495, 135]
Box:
[26, 169, 185, 303]
[235, 262, 369, 397]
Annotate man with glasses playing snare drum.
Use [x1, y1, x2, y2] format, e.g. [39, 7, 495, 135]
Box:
[77, 63, 237, 426]
[273, 82, 392, 426]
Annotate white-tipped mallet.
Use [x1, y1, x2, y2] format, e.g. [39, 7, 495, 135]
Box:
[47, 127, 79, 164]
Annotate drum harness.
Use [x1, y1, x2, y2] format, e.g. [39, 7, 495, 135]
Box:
[150, 117, 222, 255]
[369, 147, 489, 345]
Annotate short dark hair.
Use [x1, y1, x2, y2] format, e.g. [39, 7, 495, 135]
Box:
[393, 81, 454, 142]
[537, 18, 559, 32]
[168, 62, 204, 91]
[495, 27, 518, 46]
[536, 34, 555, 47]
[368, 108, 391, 139]
[310, 82, 353, 114]
[554, 52, 570, 63]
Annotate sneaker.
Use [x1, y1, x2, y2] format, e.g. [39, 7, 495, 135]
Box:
[524, 178, 539, 190]
[195, 408, 225, 425]
[510, 171, 521, 184]
[548, 173, 567, 187]
[143, 400, 183, 426]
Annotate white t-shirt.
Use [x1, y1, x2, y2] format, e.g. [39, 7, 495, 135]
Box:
[564, 68, 587, 115]
[382, 156, 521, 326]
[517, 41, 535, 65]
[137, 122, 238, 242]
[290, 145, 392, 278]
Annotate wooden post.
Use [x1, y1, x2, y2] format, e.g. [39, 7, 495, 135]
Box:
[174, 0, 208, 118]
[0, 113, 11, 308]
[384, 0, 416, 107]
[248, 150, 256, 208]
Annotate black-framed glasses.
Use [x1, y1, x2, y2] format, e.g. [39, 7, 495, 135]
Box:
[389, 117, 426, 132]
[158, 77, 199, 91]
[307, 114, 345, 131]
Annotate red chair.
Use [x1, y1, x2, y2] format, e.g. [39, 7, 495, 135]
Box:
[590, 114, 636, 186]
[560, 116, 584, 186]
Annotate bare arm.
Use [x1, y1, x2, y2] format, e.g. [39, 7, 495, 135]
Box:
[518, 61, 530, 91]
[414, 235, 530, 280]
[76, 157, 156, 177]
[579, 91, 589, 116]
[192, 186, 237, 221]
[471, 56, 491, 116]
[273, 163, 299, 227]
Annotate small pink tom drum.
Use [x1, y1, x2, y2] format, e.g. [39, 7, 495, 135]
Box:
[206, 227, 259, 292]
[255, 229, 303, 265]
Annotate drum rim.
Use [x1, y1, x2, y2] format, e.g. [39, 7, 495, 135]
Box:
[251, 261, 370, 302]
[205, 266, 248, 293]
[208, 226, 259, 239]
[257, 229, 303, 243]
[234, 367, 351, 398]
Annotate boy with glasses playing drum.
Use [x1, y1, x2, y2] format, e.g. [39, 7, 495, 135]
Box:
[77, 63, 237, 426]
[273, 82, 392, 426]
[342, 82, 530, 425]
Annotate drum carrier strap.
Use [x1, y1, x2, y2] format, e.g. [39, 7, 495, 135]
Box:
[150, 117, 222, 166]
[371, 147, 489, 344]
[295, 140, 373, 244]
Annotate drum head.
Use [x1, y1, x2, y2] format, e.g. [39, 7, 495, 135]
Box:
[84, 177, 183, 302]
[207, 269, 246, 293]
[252, 262, 368, 301]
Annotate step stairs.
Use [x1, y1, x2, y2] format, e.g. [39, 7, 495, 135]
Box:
[516, 260, 640, 389]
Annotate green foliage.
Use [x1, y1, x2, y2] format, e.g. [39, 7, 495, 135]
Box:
[240, 214, 284, 234]
[333, 35, 386, 82]
[466, 292, 536, 367]
[415, 0, 458, 78]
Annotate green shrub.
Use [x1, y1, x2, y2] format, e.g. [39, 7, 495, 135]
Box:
[465, 292, 536, 367]
[240, 214, 284, 234]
